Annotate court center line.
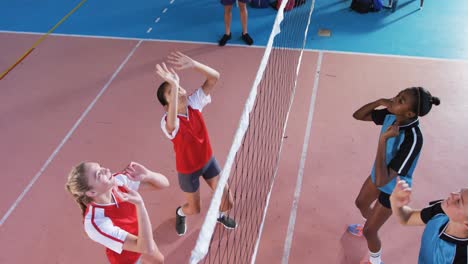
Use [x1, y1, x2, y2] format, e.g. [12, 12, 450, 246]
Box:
[0, 39, 143, 227]
[282, 51, 323, 264]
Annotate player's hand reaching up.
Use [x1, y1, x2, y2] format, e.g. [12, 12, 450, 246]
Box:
[390, 177, 412, 208]
[167, 51, 195, 70]
[155, 62, 179, 87]
[124, 162, 149, 182]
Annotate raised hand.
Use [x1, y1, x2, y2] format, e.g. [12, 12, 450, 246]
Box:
[155, 62, 179, 87]
[114, 185, 144, 205]
[390, 177, 412, 208]
[167, 51, 195, 70]
[123, 161, 149, 182]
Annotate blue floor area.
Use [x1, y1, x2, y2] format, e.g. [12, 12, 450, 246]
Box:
[308, 0, 468, 59]
[0, 0, 84, 32]
[1, 0, 467, 60]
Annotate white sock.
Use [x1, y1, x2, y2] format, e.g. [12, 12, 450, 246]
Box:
[219, 211, 225, 218]
[369, 249, 382, 264]
[177, 207, 185, 217]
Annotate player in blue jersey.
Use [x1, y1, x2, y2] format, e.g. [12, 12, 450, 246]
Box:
[390, 178, 468, 264]
[348, 87, 440, 264]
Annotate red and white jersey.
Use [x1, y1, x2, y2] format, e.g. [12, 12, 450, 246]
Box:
[161, 88, 213, 174]
[84, 174, 141, 264]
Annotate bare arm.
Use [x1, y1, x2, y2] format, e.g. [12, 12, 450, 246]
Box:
[353, 99, 391, 121]
[121, 208, 164, 263]
[122, 203, 155, 254]
[390, 178, 425, 226]
[168, 52, 220, 95]
[195, 60, 220, 95]
[374, 130, 399, 187]
[394, 206, 424, 226]
[166, 83, 178, 134]
[115, 186, 163, 261]
[124, 162, 170, 190]
[155, 63, 180, 134]
[123, 236, 164, 263]
[141, 171, 169, 189]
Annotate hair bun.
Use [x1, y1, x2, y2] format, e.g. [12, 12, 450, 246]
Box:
[430, 96, 440, 106]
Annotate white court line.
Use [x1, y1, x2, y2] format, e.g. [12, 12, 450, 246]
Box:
[282, 51, 323, 264]
[0, 39, 143, 227]
[1, 30, 467, 63]
[0, 30, 266, 49]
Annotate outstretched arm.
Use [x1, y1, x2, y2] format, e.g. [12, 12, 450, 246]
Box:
[168, 52, 220, 95]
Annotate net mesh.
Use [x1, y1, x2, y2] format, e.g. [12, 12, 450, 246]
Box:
[190, 0, 316, 263]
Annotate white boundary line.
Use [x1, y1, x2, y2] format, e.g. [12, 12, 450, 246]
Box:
[0, 30, 266, 50]
[1, 30, 467, 63]
[0, 39, 143, 227]
[282, 51, 323, 264]
[308, 48, 468, 63]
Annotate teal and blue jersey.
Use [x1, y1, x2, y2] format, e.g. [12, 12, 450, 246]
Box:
[370, 109, 423, 194]
[419, 200, 468, 264]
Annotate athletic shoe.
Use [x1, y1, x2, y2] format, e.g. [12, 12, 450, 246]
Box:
[175, 206, 186, 236]
[217, 215, 237, 229]
[241, 33, 254, 45]
[218, 34, 232, 46]
[347, 223, 364, 237]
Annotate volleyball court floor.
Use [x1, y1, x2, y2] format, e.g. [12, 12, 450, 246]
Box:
[1, 0, 468, 263]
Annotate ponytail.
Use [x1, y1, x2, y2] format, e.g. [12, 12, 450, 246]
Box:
[65, 163, 92, 216]
[411, 87, 440, 117]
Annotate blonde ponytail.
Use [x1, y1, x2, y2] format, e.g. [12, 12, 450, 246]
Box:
[65, 163, 93, 216]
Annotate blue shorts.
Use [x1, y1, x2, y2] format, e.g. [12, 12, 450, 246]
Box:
[221, 0, 250, 6]
[178, 157, 221, 193]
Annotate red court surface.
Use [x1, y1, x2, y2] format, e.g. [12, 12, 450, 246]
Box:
[1, 32, 468, 263]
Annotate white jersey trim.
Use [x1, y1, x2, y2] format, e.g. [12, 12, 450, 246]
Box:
[114, 174, 140, 191]
[397, 127, 418, 174]
[161, 87, 211, 139]
[84, 206, 129, 254]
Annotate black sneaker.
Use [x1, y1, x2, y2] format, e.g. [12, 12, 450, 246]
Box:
[217, 215, 237, 229]
[241, 33, 253, 46]
[175, 206, 186, 236]
[218, 33, 231, 46]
